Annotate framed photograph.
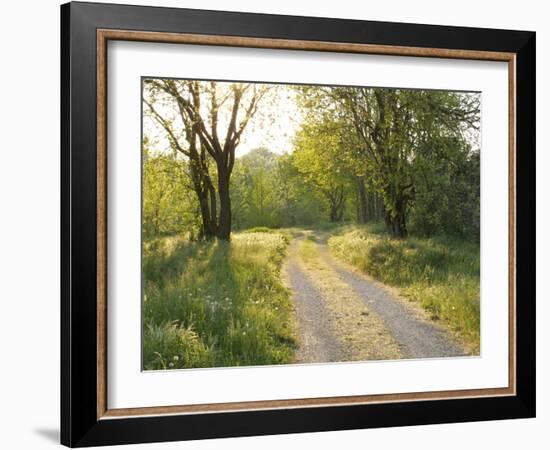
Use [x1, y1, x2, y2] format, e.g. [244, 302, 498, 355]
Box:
[61, 1, 535, 447]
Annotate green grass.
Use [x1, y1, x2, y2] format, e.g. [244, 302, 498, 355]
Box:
[243, 226, 279, 234]
[328, 224, 480, 353]
[298, 238, 317, 261]
[243, 226, 306, 242]
[142, 231, 296, 370]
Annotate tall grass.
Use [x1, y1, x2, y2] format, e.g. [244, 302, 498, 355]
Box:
[143, 231, 296, 370]
[329, 224, 480, 353]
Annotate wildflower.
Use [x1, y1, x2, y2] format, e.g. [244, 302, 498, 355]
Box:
[173, 355, 179, 361]
[168, 362, 174, 368]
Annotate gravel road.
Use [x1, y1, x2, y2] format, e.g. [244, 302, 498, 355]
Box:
[283, 239, 347, 363]
[317, 244, 466, 359]
[284, 233, 466, 362]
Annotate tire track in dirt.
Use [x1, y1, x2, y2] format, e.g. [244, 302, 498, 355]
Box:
[284, 231, 467, 363]
[283, 238, 346, 363]
[317, 239, 467, 359]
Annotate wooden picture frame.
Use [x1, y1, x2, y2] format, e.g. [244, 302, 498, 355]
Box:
[61, 1, 535, 447]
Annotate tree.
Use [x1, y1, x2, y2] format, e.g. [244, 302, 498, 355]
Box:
[411, 137, 480, 239]
[143, 79, 266, 240]
[330, 87, 479, 237]
[273, 152, 325, 227]
[230, 147, 280, 228]
[354, 176, 384, 224]
[142, 139, 199, 238]
[292, 116, 353, 223]
[295, 86, 383, 226]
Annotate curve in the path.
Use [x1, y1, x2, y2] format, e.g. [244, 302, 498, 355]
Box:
[284, 239, 347, 363]
[317, 245, 466, 359]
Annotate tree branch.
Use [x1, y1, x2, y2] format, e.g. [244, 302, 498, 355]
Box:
[143, 98, 190, 157]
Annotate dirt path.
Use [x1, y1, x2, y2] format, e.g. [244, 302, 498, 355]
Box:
[283, 238, 346, 363]
[284, 232, 466, 363]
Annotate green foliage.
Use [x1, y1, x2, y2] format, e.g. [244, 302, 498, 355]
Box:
[300, 86, 480, 238]
[231, 147, 282, 228]
[144, 81, 480, 240]
[231, 147, 326, 229]
[410, 149, 480, 239]
[292, 101, 356, 223]
[142, 145, 200, 239]
[273, 153, 327, 226]
[329, 226, 480, 352]
[142, 232, 296, 369]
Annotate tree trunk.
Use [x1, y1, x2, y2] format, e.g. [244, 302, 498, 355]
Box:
[217, 169, 232, 241]
[195, 187, 215, 239]
[328, 189, 345, 222]
[336, 200, 345, 221]
[189, 158, 217, 240]
[206, 180, 217, 234]
[384, 203, 407, 238]
[325, 190, 344, 222]
[391, 211, 407, 238]
[329, 202, 340, 222]
[356, 178, 368, 224]
[375, 194, 384, 221]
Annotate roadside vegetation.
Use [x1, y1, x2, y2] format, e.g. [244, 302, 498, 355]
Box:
[329, 223, 480, 353]
[142, 231, 296, 370]
[142, 79, 481, 368]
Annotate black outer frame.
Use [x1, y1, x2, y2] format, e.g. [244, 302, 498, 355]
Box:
[60, 1, 536, 447]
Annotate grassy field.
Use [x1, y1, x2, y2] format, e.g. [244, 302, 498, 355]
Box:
[142, 230, 296, 370]
[328, 224, 480, 353]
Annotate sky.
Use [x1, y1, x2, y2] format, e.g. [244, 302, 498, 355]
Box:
[143, 81, 303, 158]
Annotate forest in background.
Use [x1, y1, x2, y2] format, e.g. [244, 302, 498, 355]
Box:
[143, 80, 480, 241]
